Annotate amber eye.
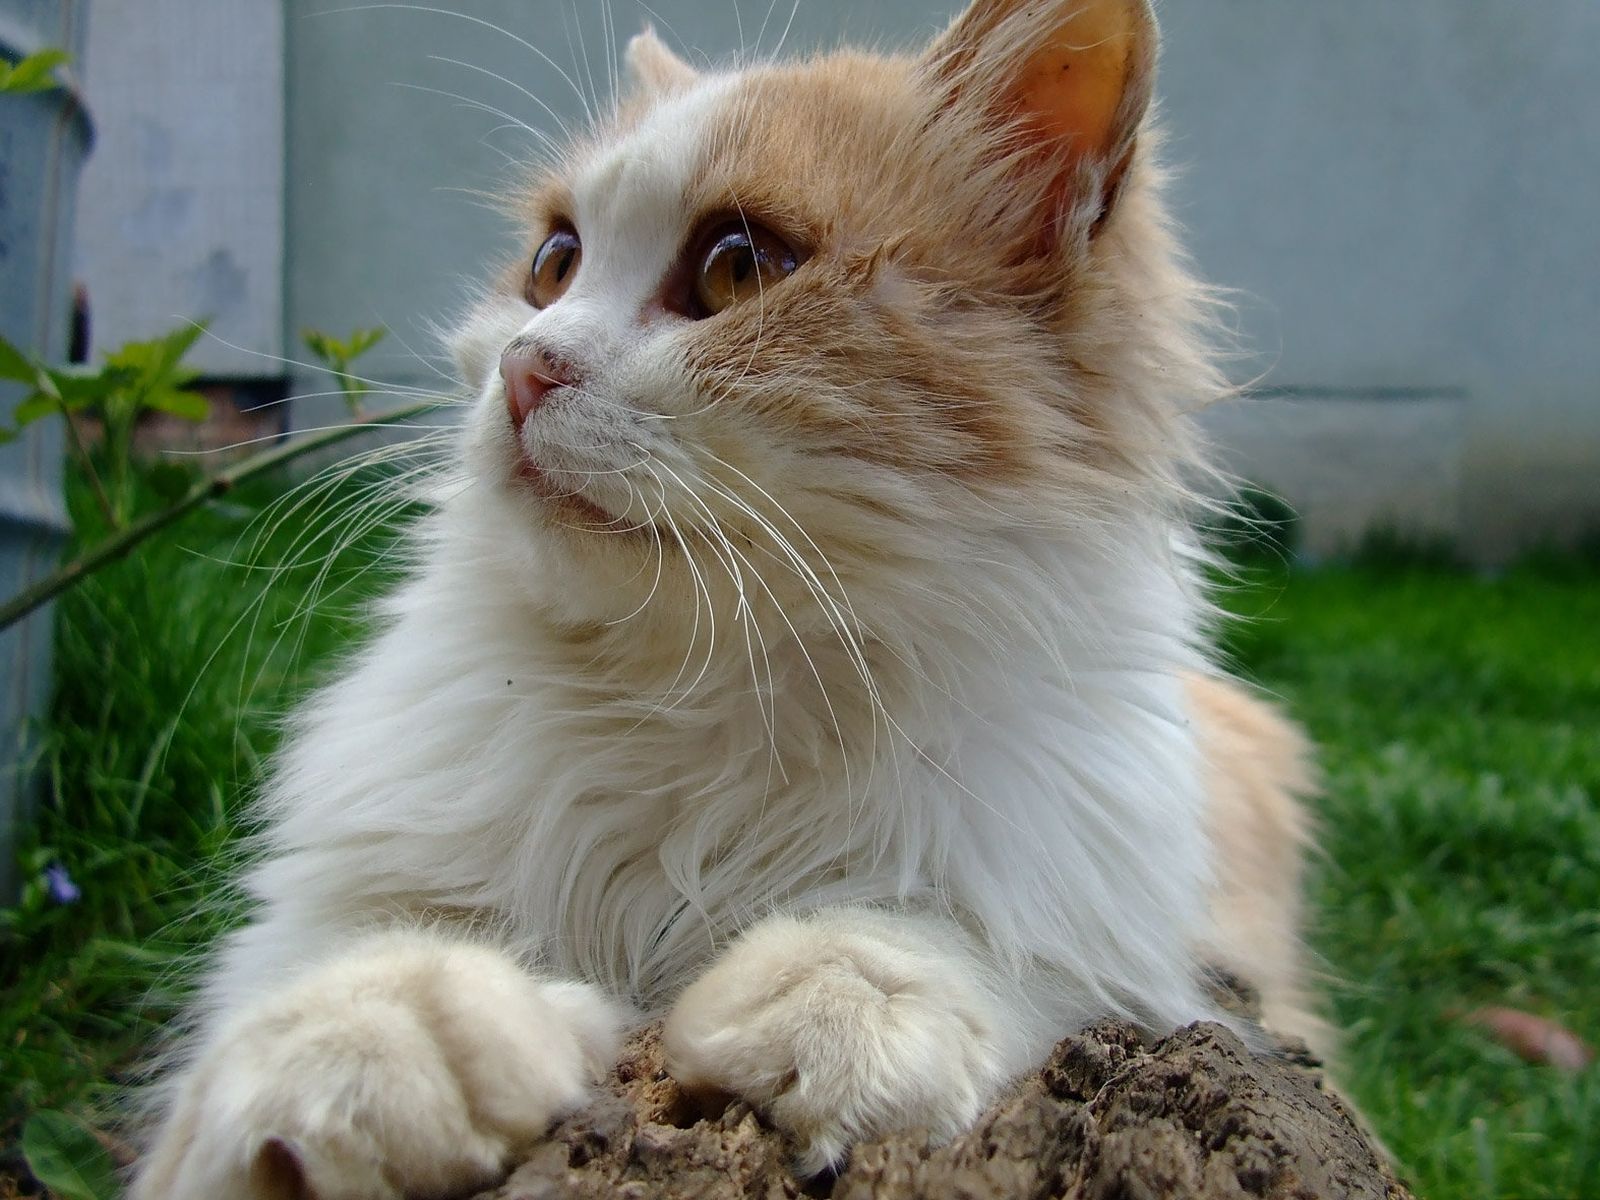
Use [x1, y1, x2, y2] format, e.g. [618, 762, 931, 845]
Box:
[528, 229, 582, 308]
[694, 223, 800, 317]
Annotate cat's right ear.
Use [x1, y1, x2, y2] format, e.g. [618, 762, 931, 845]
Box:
[624, 27, 699, 100]
[922, 0, 1158, 232]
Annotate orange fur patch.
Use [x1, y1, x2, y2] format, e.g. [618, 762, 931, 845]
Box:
[1188, 673, 1332, 1058]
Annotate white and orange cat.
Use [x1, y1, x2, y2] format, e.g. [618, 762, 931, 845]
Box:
[134, 1, 1321, 1195]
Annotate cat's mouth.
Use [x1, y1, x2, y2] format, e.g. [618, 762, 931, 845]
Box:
[512, 455, 630, 529]
[499, 380, 656, 534]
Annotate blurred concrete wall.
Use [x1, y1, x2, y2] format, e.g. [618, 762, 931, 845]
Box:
[79, 2, 1600, 561]
[1156, 2, 1600, 560]
[76, 0, 283, 377]
[0, 0, 88, 900]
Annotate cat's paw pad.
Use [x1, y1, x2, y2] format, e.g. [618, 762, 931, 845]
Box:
[662, 914, 1005, 1174]
[136, 934, 621, 1200]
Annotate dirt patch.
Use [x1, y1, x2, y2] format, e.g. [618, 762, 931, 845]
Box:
[475, 1020, 1411, 1200]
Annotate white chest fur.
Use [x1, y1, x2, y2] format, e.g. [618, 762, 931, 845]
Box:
[231, 503, 1215, 1043]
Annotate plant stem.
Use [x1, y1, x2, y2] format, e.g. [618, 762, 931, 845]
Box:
[59, 407, 117, 529]
[0, 402, 440, 632]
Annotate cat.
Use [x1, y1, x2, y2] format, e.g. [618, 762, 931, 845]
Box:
[132, 0, 1322, 1195]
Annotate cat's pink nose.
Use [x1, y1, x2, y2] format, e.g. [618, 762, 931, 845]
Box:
[501, 346, 579, 431]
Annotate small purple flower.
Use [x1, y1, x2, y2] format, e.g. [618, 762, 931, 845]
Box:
[43, 863, 81, 905]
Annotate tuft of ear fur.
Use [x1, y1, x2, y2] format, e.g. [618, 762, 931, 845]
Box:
[925, 0, 1158, 226]
[624, 27, 699, 99]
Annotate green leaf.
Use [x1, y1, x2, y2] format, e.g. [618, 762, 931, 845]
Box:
[152, 323, 208, 376]
[144, 388, 210, 422]
[0, 49, 71, 95]
[105, 324, 204, 376]
[302, 328, 336, 363]
[0, 334, 38, 382]
[12, 392, 59, 426]
[105, 340, 160, 376]
[0, 425, 17, 444]
[98, 324, 208, 427]
[303, 325, 386, 369]
[20, 1110, 120, 1200]
[44, 367, 115, 410]
[347, 327, 387, 358]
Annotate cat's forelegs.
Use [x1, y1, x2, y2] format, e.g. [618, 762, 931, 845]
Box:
[133, 929, 622, 1200]
[662, 908, 1022, 1174]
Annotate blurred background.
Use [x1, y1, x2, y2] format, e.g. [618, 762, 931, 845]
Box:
[62, 0, 1600, 562]
[2, 3, 1597, 1198]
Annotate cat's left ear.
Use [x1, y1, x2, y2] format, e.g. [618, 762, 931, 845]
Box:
[625, 27, 699, 99]
[923, 0, 1157, 230]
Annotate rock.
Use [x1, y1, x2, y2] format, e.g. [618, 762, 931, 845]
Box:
[473, 1020, 1411, 1200]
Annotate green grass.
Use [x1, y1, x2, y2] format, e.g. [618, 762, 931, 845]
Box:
[0, 463, 411, 1169]
[1221, 554, 1600, 1199]
[1, 473, 1597, 1199]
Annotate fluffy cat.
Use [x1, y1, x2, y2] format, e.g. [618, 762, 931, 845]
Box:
[133, 0, 1321, 1195]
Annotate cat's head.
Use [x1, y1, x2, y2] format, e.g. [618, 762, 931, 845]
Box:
[450, 0, 1220, 636]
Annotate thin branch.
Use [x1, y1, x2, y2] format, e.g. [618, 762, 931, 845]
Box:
[59, 407, 117, 528]
[0, 402, 441, 632]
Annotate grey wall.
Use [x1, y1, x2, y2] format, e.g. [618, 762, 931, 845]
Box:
[77, 0, 284, 377]
[279, 2, 1597, 559]
[0, 0, 88, 898]
[1156, 2, 1600, 559]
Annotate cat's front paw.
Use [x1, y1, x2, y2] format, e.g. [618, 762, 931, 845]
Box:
[134, 932, 621, 1200]
[662, 911, 1008, 1174]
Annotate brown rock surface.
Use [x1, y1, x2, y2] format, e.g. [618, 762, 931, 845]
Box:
[474, 1020, 1411, 1200]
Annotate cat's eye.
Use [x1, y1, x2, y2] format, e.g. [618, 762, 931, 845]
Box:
[529, 229, 582, 308]
[694, 223, 800, 317]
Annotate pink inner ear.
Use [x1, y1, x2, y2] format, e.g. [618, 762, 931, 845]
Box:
[1009, 2, 1146, 166]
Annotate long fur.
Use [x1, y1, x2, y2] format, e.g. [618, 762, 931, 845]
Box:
[135, 3, 1324, 1193]
[211, 63, 1231, 1036]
